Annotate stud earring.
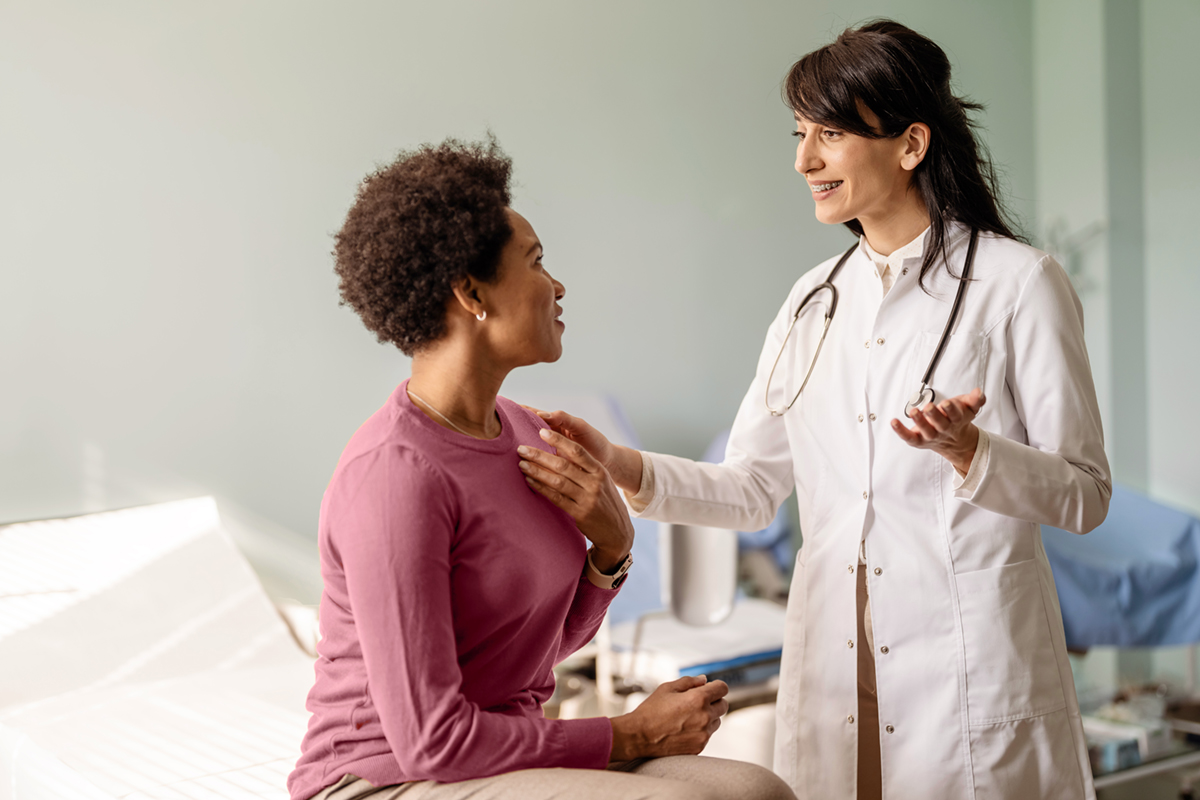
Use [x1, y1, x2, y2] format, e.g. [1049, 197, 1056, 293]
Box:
[476, 311, 487, 321]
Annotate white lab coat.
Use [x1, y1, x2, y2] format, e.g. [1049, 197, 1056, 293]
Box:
[634, 224, 1111, 800]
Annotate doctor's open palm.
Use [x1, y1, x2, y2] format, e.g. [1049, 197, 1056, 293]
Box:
[891, 387, 987, 476]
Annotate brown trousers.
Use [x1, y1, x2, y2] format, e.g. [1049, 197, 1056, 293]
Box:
[857, 564, 882, 800]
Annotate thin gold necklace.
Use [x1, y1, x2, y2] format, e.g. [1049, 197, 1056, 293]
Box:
[407, 390, 474, 437]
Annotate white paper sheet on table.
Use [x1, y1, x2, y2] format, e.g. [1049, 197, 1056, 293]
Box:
[0, 498, 314, 800]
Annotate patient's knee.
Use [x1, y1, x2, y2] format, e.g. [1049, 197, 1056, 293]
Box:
[727, 762, 795, 800]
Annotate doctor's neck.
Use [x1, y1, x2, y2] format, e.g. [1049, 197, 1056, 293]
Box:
[857, 192, 931, 257]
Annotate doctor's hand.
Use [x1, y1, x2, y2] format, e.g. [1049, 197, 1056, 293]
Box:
[533, 409, 644, 494]
[609, 675, 730, 761]
[891, 388, 986, 477]
[518, 428, 633, 571]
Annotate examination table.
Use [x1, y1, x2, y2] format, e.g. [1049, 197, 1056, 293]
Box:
[0, 497, 314, 799]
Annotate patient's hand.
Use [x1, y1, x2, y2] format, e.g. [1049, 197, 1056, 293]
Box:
[518, 428, 634, 570]
[535, 409, 643, 493]
[609, 676, 730, 761]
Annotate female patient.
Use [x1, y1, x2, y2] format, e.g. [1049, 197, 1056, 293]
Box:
[288, 138, 793, 800]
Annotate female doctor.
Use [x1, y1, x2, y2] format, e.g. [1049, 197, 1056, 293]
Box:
[520, 19, 1112, 800]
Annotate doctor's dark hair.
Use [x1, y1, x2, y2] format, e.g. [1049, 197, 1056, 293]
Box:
[784, 19, 1024, 287]
[333, 136, 513, 355]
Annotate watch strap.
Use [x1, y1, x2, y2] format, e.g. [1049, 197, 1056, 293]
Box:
[584, 548, 632, 590]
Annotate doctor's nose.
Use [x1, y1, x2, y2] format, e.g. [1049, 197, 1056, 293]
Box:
[795, 139, 822, 175]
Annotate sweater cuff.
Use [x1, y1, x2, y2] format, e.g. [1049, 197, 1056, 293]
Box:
[559, 716, 614, 769]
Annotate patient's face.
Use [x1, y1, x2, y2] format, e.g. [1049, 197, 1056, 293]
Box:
[484, 208, 566, 367]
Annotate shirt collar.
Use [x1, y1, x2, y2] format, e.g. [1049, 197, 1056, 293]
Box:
[859, 226, 931, 278]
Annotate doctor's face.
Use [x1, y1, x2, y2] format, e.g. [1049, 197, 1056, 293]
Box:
[793, 110, 917, 229]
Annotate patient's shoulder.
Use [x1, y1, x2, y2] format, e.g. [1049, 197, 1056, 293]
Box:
[496, 395, 550, 442]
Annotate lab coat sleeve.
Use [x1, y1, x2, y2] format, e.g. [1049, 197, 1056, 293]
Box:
[634, 287, 799, 532]
[957, 256, 1112, 534]
[332, 446, 612, 782]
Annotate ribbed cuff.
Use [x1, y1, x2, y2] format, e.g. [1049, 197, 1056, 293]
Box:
[559, 716, 614, 769]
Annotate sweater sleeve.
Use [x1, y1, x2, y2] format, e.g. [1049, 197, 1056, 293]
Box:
[330, 446, 613, 782]
[556, 577, 620, 663]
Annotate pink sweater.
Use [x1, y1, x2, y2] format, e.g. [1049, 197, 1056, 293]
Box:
[288, 382, 618, 799]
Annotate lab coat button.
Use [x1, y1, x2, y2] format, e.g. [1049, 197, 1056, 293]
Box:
[901, 267, 909, 275]
[862, 491, 869, 500]
[858, 414, 864, 422]
[848, 565, 855, 574]
[877, 338, 885, 345]
[880, 646, 889, 654]
[869, 413, 877, 421]
[847, 639, 854, 649]
[886, 725, 895, 734]
[848, 715, 855, 724]
[864, 341, 870, 349]
[874, 567, 882, 576]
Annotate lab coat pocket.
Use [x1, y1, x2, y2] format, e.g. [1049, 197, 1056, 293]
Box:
[907, 330, 989, 406]
[955, 559, 1066, 726]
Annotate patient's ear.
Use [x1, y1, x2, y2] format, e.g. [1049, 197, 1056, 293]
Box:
[450, 277, 485, 319]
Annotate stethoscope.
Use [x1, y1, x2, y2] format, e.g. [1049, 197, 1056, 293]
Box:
[764, 228, 979, 418]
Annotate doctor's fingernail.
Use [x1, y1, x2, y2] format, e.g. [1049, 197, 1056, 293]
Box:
[518, 461, 530, 471]
[539, 428, 552, 439]
[517, 446, 531, 456]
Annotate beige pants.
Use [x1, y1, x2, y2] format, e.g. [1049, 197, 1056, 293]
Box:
[308, 755, 795, 800]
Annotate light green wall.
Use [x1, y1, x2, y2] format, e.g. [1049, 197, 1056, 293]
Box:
[0, 1, 1036, 539]
[1143, 0, 1200, 516]
[1036, 0, 1200, 695]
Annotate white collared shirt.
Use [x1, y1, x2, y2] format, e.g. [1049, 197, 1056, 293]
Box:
[860, 226, 929, 298]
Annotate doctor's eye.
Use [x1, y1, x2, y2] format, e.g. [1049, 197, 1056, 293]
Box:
[791, 130, 804, 139]
[822, 129, 843, 139]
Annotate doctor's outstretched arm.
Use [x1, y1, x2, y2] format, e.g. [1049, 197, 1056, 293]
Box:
[531, 285, 806, 533]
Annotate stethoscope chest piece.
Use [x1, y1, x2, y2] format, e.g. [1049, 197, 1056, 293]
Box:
[904, 385, 934, 418]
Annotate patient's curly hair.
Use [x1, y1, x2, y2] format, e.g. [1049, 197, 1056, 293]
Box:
[334, 136, 513, 355]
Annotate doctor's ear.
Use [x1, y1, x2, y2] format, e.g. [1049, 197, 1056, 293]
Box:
[899, 122, 931, 171]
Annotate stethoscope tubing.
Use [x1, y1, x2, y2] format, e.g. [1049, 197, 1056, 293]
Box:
[764, 242, 856, 416]
[904, 228, 978, 416]
[764, 229, 979, 419]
